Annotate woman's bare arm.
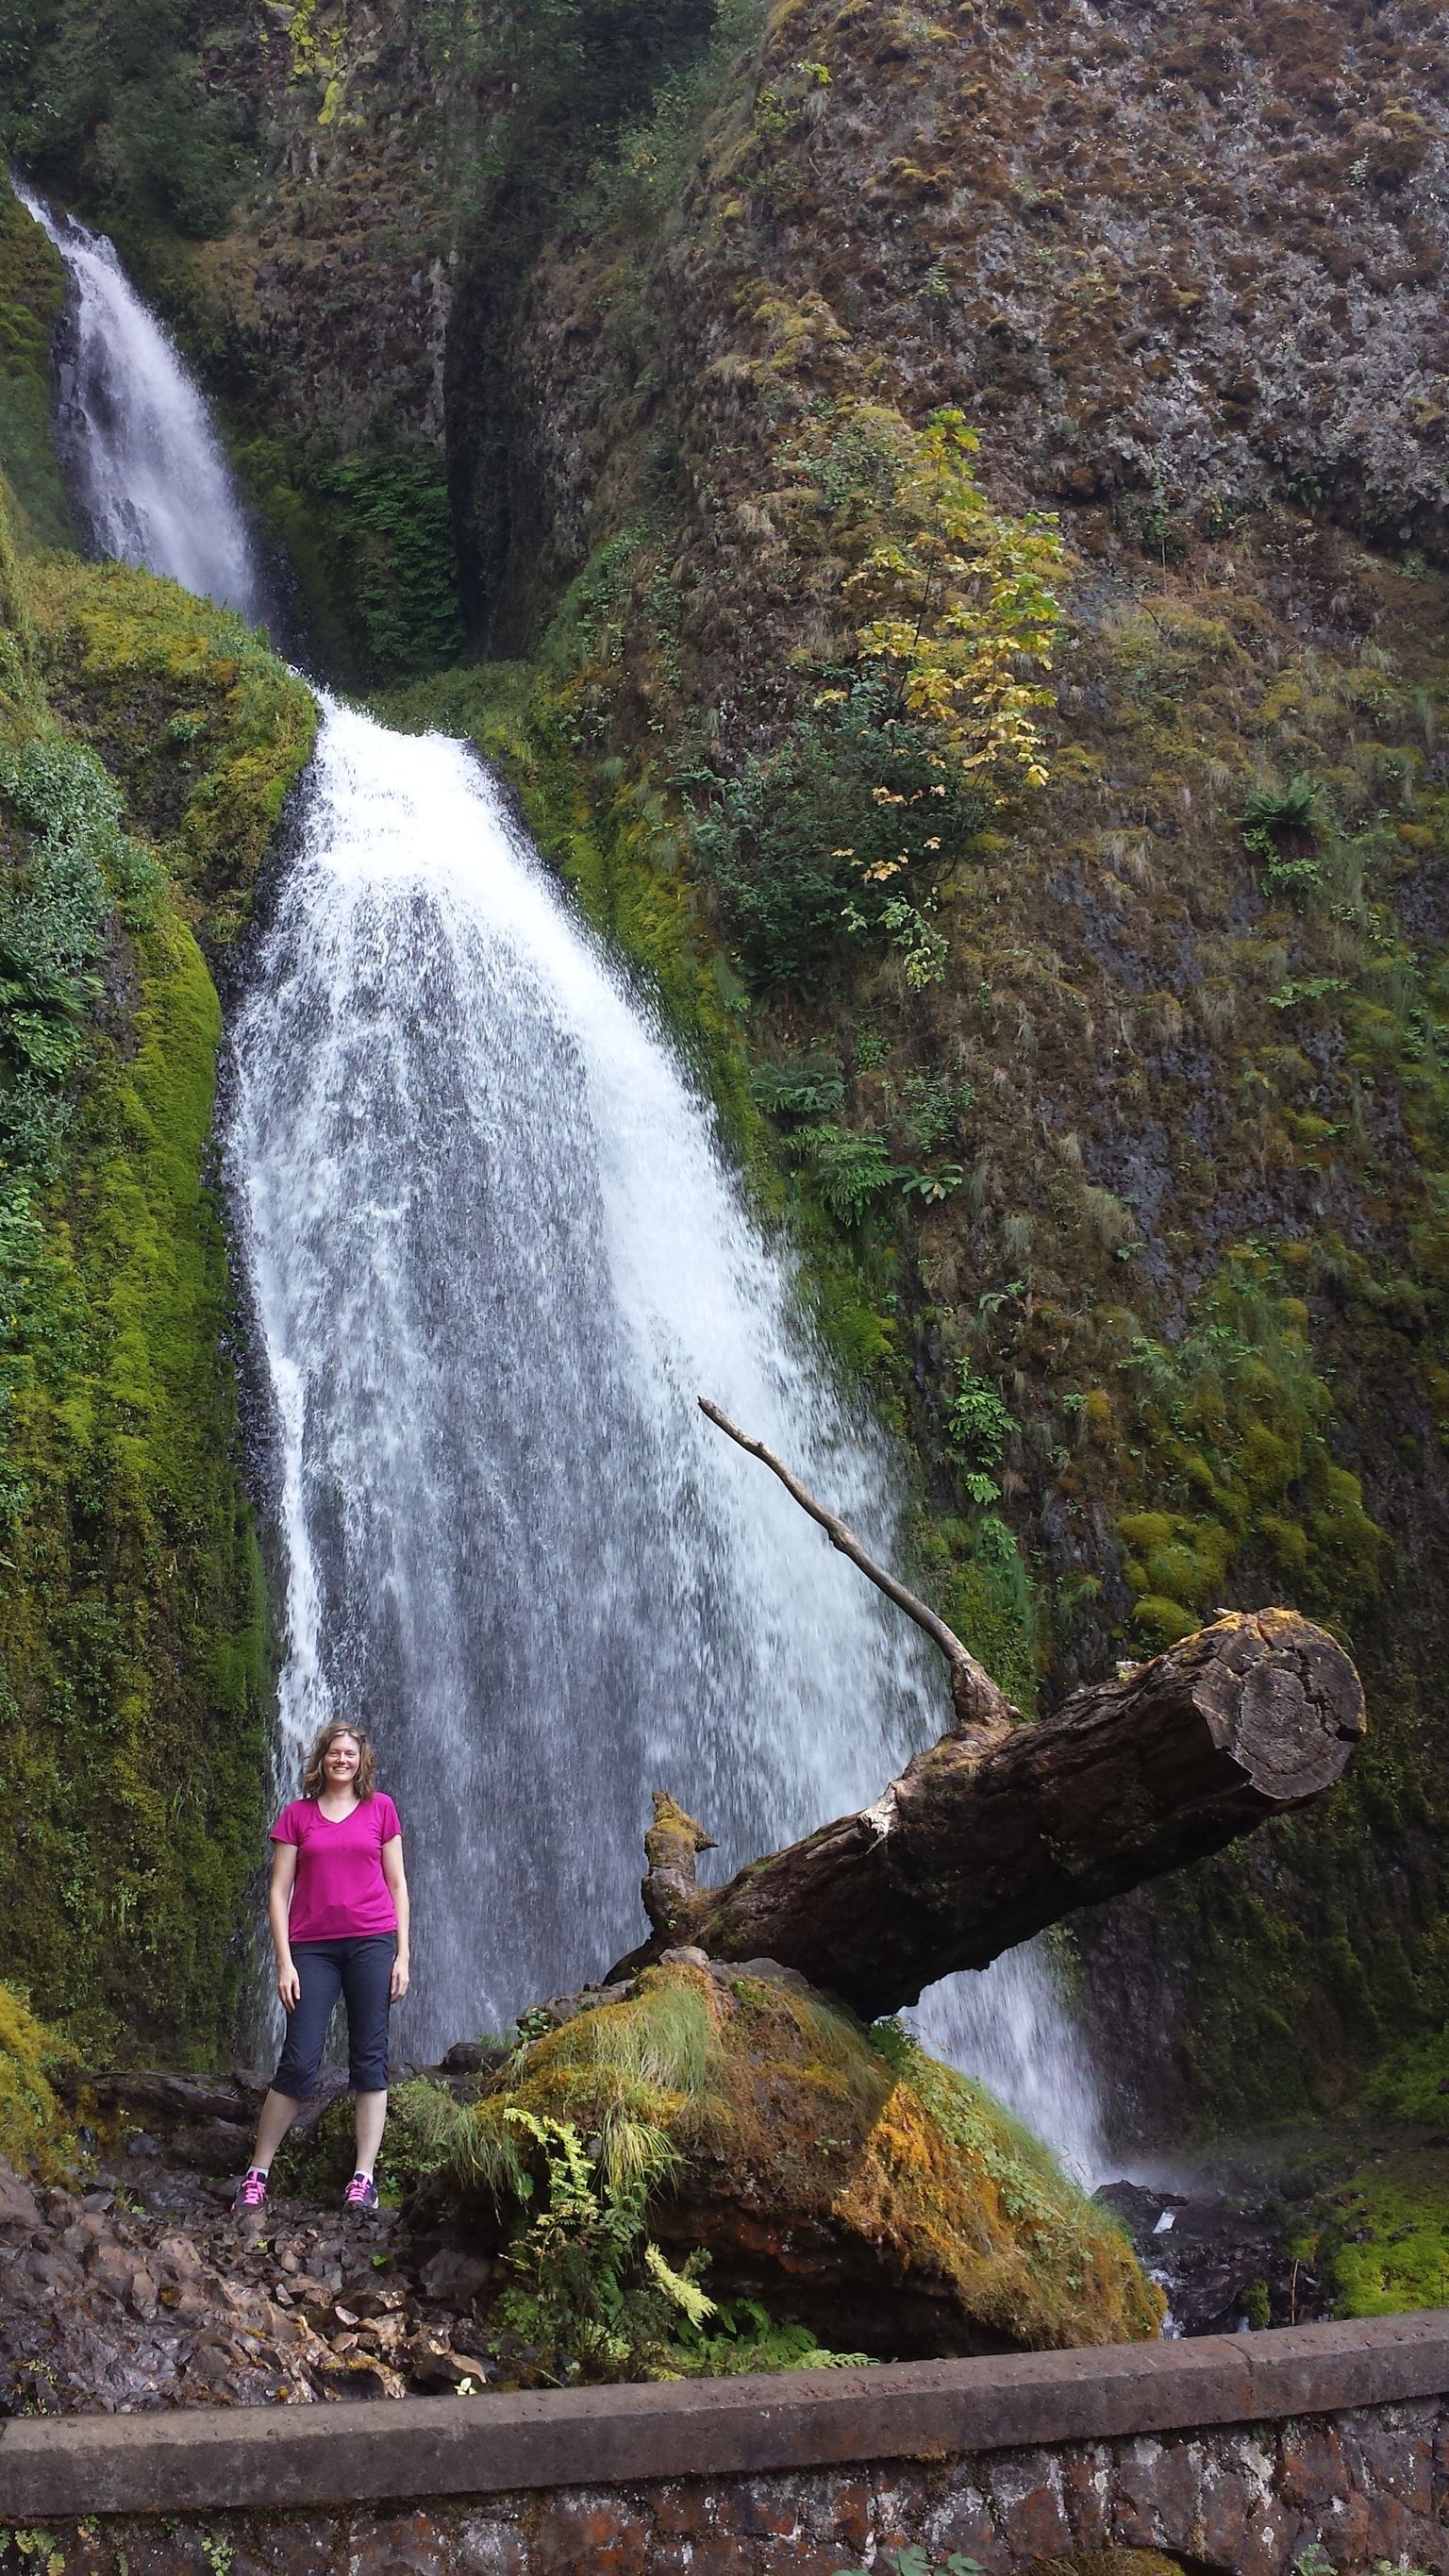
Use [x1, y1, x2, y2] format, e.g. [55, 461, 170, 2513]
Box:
[381, 1838, 409, 2000]
[268, 1843, 300, 2012]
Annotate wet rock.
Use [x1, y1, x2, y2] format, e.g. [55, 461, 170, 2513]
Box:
[1096, 2172, 1333, 2337]
[0, 2158, 42, 2231]
[86, 2239, 140, 2298]
[440, 2040, 509, 2076]
[172, 2118, 256, 2175]
[419, 2247, 493, 2304]
[314, 2356, 408, 2400]
[458, 1963, 1162, 2358]
[127, 2268, 159, 2320]
[403, 2333, 492, 2392]
[57, 2068, 254, 2130]
[530, 1982, 633, 2029]
[0, 2086, 507, 2416]
[347, 2282, 409, 2317]
[710, 1956, 813, 1993]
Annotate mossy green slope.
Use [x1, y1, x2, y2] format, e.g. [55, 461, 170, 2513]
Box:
[0, 489, 314, 2061]
[0, 181, 72, 553]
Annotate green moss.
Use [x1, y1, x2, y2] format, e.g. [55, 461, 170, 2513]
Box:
[1321, 2144, 1449, 2317]
[0, 178, 73, 552]
[1129, 1595, 1197, 1648]
[1116, 1247, 1383, 1646]
[0, 524, 314, 2059]
[445, 1966, 1162, 2355]
[913, 1510, 1041, 1712]
[0, 1979, 73, 2171]
[25, 551, 317, 947]
[1364, 2018, 1449, 2124]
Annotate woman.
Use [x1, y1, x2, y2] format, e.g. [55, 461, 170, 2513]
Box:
[232, 1720, 410, 2214]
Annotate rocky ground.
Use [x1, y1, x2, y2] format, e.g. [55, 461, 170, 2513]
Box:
[0, 2069, 501, 2417]
[5, 2037, 1441, 2415]
[1100, 2172, 1334, 2339]
[1102, 2117, 1449, 2336]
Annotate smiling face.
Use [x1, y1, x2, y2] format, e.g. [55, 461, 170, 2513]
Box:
[322, 1731, 362, 1793]
[303, 1718, 375, 1800]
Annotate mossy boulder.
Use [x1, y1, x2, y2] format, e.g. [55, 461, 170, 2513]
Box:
[457, 1962, 1162, 2359]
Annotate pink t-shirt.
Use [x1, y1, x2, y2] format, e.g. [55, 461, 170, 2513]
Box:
[270, 1794, 402, 1944]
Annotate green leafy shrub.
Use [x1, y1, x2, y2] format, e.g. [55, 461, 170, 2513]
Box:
[797, 1123, 898, 1224]
[487, 2105, 718, 2382]
[0, 0, 258, 238]
[844, 407, 1066, 790]
[1241, 770, 1327, 849]
[319, 443, 464, 677]
[676, 2295, 870, 2373]
[750, 1059, 845, 1118]
[692, 677, 986, 989]
[944, 1363, 1017, 1503]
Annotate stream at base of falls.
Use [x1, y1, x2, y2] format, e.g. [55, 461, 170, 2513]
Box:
[20, 181, 1110, 2186]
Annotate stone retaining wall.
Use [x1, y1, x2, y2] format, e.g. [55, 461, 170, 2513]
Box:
[2, 2314, 1445, 2574]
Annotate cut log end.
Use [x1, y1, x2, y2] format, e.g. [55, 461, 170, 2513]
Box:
[1184, 1607, 1365, 1803]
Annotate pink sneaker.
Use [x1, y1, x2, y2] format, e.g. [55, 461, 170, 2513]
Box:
[231, 2167, 268, 2212]
[343, 2172, 378, 2211]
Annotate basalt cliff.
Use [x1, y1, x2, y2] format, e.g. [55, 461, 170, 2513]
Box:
[1, 0, 1448, 2293]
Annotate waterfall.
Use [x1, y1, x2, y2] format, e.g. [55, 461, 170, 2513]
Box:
[21, 185, 1108, 2181]
[225, 698, 924, 2041]
[15, 184, 268, 626]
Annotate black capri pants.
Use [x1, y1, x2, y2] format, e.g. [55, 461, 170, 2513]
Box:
[274, 1934, 395, 2099]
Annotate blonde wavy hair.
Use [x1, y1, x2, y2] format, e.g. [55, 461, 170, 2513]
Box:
[302, 1720, 378, 1801]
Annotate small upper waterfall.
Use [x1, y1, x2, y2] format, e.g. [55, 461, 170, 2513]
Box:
[22, 185, 1108, 2181]
[15, 184, 268, 625]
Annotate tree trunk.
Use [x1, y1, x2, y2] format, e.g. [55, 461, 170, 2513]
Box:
[611, 1610, 1364, 2019]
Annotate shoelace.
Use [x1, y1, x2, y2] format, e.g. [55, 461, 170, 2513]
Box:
[235, 2170, 267, 2207]
[343, 2173, 375, 2205]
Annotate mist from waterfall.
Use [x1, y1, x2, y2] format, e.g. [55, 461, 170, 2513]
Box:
[22, 183, 1109, 2183]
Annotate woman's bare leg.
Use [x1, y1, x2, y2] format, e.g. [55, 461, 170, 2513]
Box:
[249, 2087, 304, 2172]
[353, 2087, 388, 2178]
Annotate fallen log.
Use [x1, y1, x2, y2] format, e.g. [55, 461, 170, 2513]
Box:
[611, 1413, 1365, 2019]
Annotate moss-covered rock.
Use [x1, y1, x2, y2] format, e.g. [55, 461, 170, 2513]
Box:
[457, 1963, 1162, 2359]
[0, 1979, 73, 2171]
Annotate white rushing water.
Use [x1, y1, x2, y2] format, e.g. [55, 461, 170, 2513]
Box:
[15, 183, 267, 624]
[23, 185, 1108, 2178]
